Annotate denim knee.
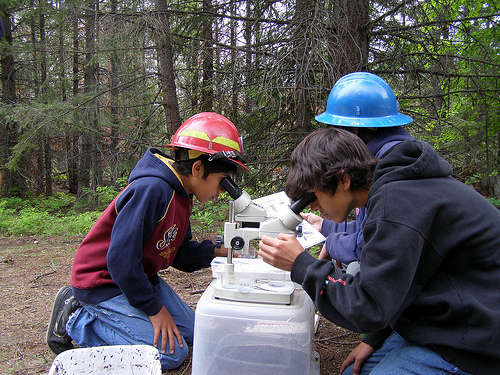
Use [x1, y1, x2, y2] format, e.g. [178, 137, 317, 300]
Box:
[159, 341, 189, 370]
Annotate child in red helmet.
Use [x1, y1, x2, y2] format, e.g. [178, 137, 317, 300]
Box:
[46, 113, 248, 371]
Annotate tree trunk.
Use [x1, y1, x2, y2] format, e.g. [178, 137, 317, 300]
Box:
[332, 0, 369, 74]
[230, 1, 238, 120]
[244, 0, 253, 114]
[79, 0, 100, 200]
[39, 1, 52, 196]
[0, 10, 27, 197]
[155, 0, 181, 136]
[201, 0, 214, 113]
[30, 0, 44, 195]
[109, 0, 120, 185]
[292, 0, 314, 133]
[67, 14, 79, 195]
[189, 41, 200, 109]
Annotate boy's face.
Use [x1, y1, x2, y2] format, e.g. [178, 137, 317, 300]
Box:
[191, 171, 234, 204]
[311, 183, 355, 224]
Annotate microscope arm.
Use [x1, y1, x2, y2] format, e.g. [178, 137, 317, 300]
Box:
[221, 177, 316, 256]
[220, 177, 267, 222]
[259, 192, 317, 237]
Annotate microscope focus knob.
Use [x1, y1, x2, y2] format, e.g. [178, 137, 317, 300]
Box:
[215, 235, 223, 249]
[230, 236, 245, 251]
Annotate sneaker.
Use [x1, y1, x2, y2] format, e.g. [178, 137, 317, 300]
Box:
[46, 286, 81, 354]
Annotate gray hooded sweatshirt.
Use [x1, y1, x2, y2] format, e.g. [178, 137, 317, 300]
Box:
[292, 139, 500, 374]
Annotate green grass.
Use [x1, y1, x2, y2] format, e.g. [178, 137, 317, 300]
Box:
[0, 204, 102, 236]
[3, 189, 498, 238]
[0, 193, 105, 236]
[0, 192, 230, 237]
[487, 196, 500, 209]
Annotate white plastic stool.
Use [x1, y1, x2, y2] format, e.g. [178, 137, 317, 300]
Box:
[47, 345, 162, 374]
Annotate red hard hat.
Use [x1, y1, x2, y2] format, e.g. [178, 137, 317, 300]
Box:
[167, 112, 249, 172]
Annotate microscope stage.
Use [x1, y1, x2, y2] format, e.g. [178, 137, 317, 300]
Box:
[212, 278, 296, 305]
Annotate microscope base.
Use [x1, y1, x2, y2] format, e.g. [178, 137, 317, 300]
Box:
[212, 278, 295, 305]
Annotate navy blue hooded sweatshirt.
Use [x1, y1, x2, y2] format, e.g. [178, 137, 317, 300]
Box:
[292, 139, 500, 374]
[72, 148, 216, 316]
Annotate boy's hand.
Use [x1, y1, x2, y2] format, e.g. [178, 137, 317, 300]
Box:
[301, 212, 323, 232]
[318, 244, 331, 260]
[149, 306, 183, 355]
[339, 342, 374, 375]
[258, 234, 305, 271]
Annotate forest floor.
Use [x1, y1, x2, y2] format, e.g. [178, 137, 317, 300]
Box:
[0, 234, 360, 375]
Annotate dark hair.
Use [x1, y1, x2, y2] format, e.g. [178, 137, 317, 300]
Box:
[353, 127, 379, 144]
[173, 148, 237, 178]
[333, 126, 378, 144]
[285, 127, 378, 200]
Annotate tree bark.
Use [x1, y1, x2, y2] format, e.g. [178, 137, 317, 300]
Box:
[40, 1, 52, 195]
[292, 0, 314, 133]
[244, 0, 253, 114]
[332, 0, 369, 74]
[201, 0, 214, 113]
[0, 10, 27, 197]
[109, 0, 120, 185]
[230, 1, 238, 120]
[155, 0, 181, 136]
[79, 0, 100, 200]
[67, 14, 80, 195]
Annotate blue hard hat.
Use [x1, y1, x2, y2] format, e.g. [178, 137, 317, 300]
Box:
[315, 72, 413, 127]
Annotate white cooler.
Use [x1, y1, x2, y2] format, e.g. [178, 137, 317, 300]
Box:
[192, 279, 319, 375]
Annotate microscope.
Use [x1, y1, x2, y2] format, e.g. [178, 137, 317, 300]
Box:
[212, 177, 316, 304]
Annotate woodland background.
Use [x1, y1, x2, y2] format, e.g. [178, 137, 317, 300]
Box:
[0, 0, 499, 201]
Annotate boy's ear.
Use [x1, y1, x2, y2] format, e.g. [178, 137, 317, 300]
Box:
[339, 171, 351, 190]
[191, 160, 204, 178]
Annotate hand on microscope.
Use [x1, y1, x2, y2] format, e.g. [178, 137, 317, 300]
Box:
[258, 233, 305, 271]
[301, 214, 341, 266]
[300, 211, 323, 232]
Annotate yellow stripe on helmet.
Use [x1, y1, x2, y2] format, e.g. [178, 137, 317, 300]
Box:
[212, 136, 240, 152]
[178, 129, 241, 152]
[178, 129, 211, 141]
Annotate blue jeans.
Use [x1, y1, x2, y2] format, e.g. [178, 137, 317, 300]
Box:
[66, 277, 194, 370]
[342, 331, 472, 375]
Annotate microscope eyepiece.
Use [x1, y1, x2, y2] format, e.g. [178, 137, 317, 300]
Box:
[290, 192, 316, 214]
[220, 177, 243, 200]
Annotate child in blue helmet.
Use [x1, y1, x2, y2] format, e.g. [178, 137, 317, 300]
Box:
[259, 127, 500, 375]
[302, 72, 413, 273]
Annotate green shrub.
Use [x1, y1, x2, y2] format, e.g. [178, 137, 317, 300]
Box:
[191, 199, 230, 234]
[0, 191, 231, 237]
[0, 195, 100, 236]
[487, 197, 500, 209]
[70, 186, 121, 213]
[61, 212, 101, 235]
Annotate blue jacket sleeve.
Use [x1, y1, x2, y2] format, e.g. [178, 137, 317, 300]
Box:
[321, 208, 366, 263]
[172, 222, 216, 272]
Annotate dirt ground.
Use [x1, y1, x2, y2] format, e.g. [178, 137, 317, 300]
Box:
[0, 235, 360, 375]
